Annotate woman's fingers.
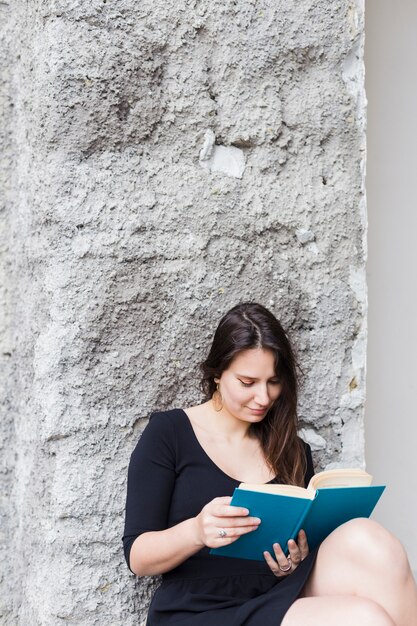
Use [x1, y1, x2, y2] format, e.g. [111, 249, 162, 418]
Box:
[287, 538, 302, 567]
[263, 545, 290, 577]
[211, 496, 233, 506]
[273, 542, 294, 571]
[208, 497, 261, 527]
[220, 515, 261, 527]
[297, 529, 309, 559]
[210, 499, 251, 519]
[196, 496, 262, 547]
[263, 537, 307, 577]
[215, 524, 261, 542]
[263, 550, 282, 574]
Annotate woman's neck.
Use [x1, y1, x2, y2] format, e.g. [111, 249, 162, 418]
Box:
[198, 400, 252, 442]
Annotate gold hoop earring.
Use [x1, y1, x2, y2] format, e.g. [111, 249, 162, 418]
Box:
[212, 383, 223, 412]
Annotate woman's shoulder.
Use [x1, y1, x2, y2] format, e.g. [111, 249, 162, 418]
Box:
[131, 409, 187, 457]
[148, 407, 186, 424]
[143, 408, 188, 437]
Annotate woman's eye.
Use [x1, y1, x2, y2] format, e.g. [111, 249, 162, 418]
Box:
[239, 380, 253, 387]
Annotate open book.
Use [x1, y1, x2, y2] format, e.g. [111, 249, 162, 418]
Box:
[211, 468, 385, 561]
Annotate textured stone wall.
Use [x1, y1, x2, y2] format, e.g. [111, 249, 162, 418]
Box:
[0, 0, 366, 624]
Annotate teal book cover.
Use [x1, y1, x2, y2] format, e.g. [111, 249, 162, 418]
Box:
[211, 485, 385, 562]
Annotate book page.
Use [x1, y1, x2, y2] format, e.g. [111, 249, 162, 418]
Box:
[309, 468, 372, 490]
[238, 483, 315, 500]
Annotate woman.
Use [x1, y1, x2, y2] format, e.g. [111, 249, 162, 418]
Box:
[123, 303, 417, 625]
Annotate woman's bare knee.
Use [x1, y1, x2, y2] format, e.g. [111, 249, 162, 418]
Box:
[282, 596, 395, 626]
[305, 518, 411, 597]
[339, 518, 408, 575]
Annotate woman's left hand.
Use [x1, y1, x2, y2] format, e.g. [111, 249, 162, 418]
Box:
[263, 529, 309, 577]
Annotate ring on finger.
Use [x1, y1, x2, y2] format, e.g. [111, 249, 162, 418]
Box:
[217, 528, 227, 538]
[278, 556, 292, 572]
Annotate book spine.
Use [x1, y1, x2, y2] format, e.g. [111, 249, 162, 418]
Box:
[286, 497, 315, 552]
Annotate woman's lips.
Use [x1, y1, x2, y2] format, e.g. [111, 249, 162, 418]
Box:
[248, 407, 267, 415]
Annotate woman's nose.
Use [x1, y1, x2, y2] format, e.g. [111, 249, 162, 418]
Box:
[254, 385, 269, 406]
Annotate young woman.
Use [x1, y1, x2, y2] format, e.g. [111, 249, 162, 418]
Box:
[123, 303, 417, 625]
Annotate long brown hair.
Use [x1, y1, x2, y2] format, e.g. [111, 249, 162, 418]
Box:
[200, 302, 306, 486]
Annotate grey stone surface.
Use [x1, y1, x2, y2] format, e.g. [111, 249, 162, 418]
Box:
[0, 0, 366, 623]
[199, 130, 246, 178]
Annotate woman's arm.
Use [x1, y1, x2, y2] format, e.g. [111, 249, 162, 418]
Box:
[129, 496, 261, 576]
[129, 517, 202, 576]
[123, 414, 261, 576]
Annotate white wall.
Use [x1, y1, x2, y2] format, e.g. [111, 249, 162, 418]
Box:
[365, 0, 417, 577]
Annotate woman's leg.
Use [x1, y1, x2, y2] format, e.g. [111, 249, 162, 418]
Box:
[301, 518, 417, 626]
[282, 595, 395, 626]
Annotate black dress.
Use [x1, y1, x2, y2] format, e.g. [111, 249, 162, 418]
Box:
[123, 409, 318, 626]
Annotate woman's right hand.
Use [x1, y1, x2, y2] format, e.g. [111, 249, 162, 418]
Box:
[194, 496, 261, 548]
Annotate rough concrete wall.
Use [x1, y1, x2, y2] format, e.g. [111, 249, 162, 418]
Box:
[0, 1, 15, 622]
[0, 0, 366, 624]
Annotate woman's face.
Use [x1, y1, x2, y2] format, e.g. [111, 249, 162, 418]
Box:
[216, 348, 282, 424]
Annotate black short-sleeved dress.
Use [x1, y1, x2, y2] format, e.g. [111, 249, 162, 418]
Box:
[123, 409, 318, 626]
